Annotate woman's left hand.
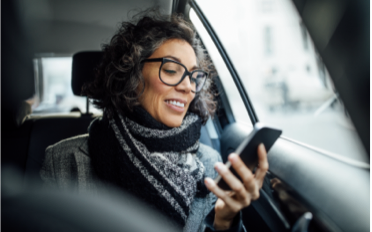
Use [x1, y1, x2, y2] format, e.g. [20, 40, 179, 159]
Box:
[204, 144, 268, 230]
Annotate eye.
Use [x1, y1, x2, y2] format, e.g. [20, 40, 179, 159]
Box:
[164, 69, 177, 74]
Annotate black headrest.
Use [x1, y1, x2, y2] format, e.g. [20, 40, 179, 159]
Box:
[72, 51, 103, 96]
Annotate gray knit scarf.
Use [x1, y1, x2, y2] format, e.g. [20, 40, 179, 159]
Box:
[89, 106, 207, 227]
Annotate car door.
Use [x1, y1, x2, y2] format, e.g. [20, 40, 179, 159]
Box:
[178, 0, 369, 231]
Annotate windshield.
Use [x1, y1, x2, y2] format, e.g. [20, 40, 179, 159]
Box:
[193, 0, 367, 162]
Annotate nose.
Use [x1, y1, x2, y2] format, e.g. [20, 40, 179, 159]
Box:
[175, 74, 193, 93]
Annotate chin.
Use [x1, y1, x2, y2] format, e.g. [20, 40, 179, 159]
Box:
[162, 116, 184, 128]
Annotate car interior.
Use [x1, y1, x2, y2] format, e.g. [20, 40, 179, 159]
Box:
[2, 0, 369, 232]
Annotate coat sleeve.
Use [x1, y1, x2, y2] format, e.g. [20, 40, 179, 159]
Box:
[201, 145, 246, 232]
[204, 208, 246, 232]
[40, 146, 58, 188]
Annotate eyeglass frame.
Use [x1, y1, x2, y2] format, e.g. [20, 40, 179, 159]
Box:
[141, 57, 208, 93]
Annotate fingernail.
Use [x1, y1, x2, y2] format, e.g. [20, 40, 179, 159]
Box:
[204, 177, 214, 187]
[215, 162, 226, 172]
[229, 154, 238, 163]
[259, 144, 266, 153]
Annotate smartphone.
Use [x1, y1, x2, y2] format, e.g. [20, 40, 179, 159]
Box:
[214, 123, 282, 190]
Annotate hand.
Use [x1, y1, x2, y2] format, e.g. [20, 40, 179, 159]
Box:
[204, 144, 268, 230]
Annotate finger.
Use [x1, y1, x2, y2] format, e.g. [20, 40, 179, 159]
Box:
[214, 162, 248, 199]
[270, 178, 281, 188]
[204, 178, 242, 212]
[255, 144, 269, 186]
[228, 154, 256, 195]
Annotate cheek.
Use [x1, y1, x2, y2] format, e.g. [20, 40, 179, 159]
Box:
[148, 77, 168, 99]
[190, 93, 196, 102]
[188, 93, 196, 106]
[142, 74, 170, 108]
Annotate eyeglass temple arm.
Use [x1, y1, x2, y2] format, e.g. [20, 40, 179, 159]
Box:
[142, 58, 164, 63]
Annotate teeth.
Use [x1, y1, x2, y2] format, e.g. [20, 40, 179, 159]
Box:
[167, 100, 185, 108]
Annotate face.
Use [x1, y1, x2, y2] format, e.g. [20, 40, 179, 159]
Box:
[139, 39, 197, 127]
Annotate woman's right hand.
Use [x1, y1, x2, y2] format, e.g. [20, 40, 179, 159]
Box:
[204, 144, 268, 230]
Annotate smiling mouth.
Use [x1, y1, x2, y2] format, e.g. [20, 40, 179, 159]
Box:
[165, 100, 185, 108]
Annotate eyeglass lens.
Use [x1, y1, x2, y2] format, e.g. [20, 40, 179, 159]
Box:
[160, 61, 207, 92]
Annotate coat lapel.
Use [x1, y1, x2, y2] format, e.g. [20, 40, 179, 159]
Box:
[78, 136, 90, 157]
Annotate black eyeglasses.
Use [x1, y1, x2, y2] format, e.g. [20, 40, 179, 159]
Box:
[142, 58, 208, 93]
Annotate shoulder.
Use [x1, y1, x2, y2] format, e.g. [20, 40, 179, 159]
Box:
[41, 134, 95, 190]
[44, 134, 90, 167]
[42, 134, 90, 171]
[197, 143, 222, 178]
[46, 134, 89, 156]
[197, 143, 221, 164]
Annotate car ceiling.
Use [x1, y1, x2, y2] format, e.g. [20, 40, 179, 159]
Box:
[18, 0, 174, 55]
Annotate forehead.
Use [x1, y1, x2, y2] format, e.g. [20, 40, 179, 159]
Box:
[150, 39, 197, 67]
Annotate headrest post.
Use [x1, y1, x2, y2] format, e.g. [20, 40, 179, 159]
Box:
[86, 97, 90, 114]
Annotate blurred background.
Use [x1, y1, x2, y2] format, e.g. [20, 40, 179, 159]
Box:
[192, 0, 368, 163]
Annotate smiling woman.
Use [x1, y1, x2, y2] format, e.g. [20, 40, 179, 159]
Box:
[40, 10, 268, 232]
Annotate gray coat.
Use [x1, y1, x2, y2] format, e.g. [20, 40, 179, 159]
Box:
[40, 134, 221, 232]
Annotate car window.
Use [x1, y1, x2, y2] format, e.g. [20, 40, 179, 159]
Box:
[193, 0, 367, 162]
[31, 56, 101, 114]
[190, 11, 251, 128]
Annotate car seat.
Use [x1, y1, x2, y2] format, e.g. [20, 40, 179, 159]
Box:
[23, 51, 105, 186]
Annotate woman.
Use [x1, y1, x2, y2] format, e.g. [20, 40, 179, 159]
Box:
[40, 12, 268, 232]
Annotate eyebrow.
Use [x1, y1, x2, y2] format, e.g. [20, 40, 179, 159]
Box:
[163, 55, 200, 70]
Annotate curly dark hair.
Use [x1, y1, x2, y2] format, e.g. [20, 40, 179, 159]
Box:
[83, 10, 217, 124]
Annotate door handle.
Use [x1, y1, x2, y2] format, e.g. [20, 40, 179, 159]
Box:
[291, 212, 313, 232]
